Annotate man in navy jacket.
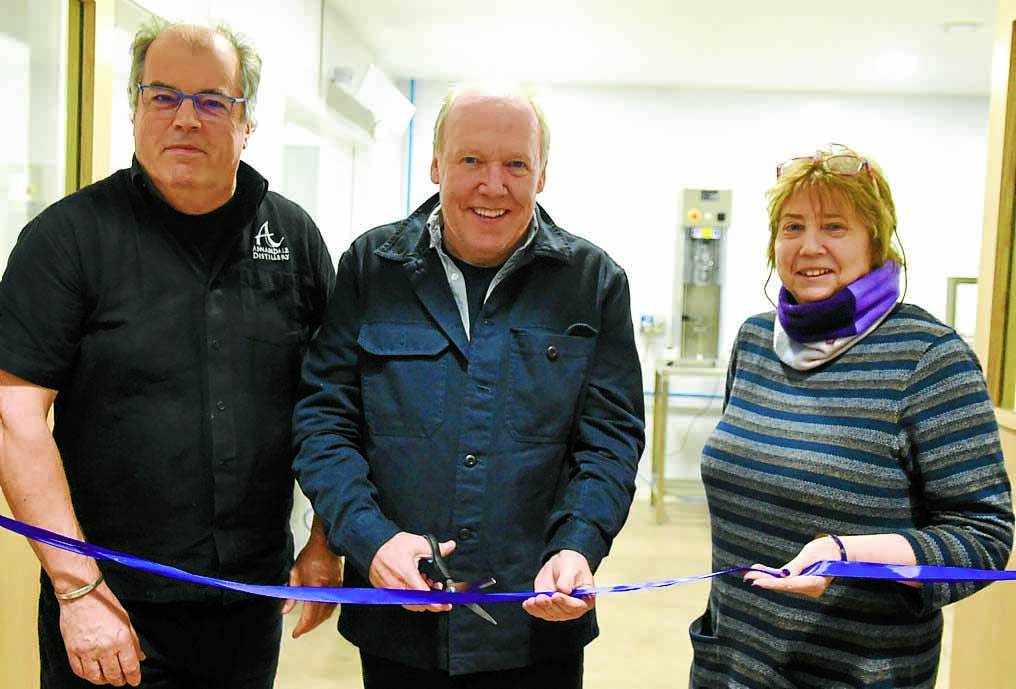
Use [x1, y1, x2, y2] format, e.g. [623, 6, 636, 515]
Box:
[293, 85, 645, 687]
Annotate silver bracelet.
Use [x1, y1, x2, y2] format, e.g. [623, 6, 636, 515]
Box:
[54, 573, 104, 601]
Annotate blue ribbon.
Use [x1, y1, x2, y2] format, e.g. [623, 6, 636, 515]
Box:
[802, 559, 1016, 582]
[2, 513, 1013, 604]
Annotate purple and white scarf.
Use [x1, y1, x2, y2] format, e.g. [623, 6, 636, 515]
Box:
[774, 261, 901, 370]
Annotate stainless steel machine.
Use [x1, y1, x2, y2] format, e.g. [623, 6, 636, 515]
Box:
[671, 188, 732, 364]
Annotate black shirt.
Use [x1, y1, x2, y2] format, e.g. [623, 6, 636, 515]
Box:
[445, 248, 500, 329]
[0, 158, 335, 602]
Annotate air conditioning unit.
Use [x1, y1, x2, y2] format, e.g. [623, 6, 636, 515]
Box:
[326, 64, 415, 140]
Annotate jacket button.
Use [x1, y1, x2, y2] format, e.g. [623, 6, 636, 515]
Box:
[211, 339, 221, 350]
[546, 345, 558, 361]
[216, 400, 226, 411]
[458, 528, 473, 541]
[464, 454, 478, 468]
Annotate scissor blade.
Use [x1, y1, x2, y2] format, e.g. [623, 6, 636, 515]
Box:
[465, 603, 498, 625]
[461, 577, 497, 592]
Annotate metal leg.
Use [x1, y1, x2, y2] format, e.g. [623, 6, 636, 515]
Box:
[651, 369, 669, 524]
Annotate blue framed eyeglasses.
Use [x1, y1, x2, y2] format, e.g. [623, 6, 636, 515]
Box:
[137, 83, 247, 120]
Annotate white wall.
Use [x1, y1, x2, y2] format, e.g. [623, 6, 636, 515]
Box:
[406, 81, 989, 378]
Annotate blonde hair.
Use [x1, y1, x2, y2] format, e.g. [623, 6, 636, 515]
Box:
[765, 144, 902, 269]
[432, 83, 550, 171]
[128, 19, 262, 126]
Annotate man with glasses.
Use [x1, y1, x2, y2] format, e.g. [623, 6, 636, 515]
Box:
[0, 19, 338, 689]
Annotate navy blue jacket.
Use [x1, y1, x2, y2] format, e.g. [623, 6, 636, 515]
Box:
[292, 194, 645, 673]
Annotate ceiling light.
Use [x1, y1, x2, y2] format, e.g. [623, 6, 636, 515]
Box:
[941, 20, 983, 34]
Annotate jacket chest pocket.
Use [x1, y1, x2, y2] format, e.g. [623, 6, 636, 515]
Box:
[358, 323, 451, 438]
[506, 328, 596, 443]
[239, 269, 304, 345]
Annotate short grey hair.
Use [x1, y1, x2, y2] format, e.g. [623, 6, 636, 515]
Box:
[127, 19, 262, 126]
[432, 83, 550, 171]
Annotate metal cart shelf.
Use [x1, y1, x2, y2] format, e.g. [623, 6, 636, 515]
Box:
[649, 363, 724, 523]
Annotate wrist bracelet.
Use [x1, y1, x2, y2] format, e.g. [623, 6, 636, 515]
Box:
[54, 573, 104, 601]
[825, 534, 848, 561]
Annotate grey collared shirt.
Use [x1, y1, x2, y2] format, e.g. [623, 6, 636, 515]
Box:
[425, 205, 538, 338]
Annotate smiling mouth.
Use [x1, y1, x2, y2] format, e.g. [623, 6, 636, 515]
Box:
[800, 268, 832, 277]
[473, 208, 507, 219]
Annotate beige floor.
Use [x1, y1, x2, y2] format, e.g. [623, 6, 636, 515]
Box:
[275, 499, 951, 689]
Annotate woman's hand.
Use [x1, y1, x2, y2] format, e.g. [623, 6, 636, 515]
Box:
[743, 533, 920, 598]
[742, 536, 847, 599]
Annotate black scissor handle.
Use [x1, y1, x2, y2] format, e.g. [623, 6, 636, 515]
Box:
[420, 533, 498, 625]
[422, 533, 453, 584]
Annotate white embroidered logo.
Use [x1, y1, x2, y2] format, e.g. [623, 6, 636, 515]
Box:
[252, 221, 290, 261]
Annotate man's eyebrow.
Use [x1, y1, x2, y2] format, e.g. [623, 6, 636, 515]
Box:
[450, 146, 533, 157]
[144, 80, 231, 95]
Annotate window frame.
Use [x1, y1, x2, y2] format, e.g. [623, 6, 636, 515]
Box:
[978, 17, 1016, 424]
[67, 0, 115, 192]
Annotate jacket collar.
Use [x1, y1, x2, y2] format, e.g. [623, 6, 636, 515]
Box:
[375, 193, 574, 265]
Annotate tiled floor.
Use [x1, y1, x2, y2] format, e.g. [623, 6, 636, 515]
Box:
[275, 499, 952, 688]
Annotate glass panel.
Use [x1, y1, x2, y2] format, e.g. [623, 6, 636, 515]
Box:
[0, 3, 68, 686]
[0, 0, 68, 272]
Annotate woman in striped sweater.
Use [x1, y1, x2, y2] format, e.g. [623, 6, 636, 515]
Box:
[689, 144, 1014, 689]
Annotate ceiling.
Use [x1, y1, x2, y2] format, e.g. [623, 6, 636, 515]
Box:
[328, 0, 998, 96]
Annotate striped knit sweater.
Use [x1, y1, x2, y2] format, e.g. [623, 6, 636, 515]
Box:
[689, 304, 1013, 689]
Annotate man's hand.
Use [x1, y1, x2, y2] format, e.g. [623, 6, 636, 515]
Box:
[368, 532, 455, 613]
[522, 550, 596, 622]
[282, 538, 342, 638]
[58, 582, 145, 687]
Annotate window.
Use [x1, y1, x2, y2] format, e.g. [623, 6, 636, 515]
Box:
[1, 0, 68, 270]
[946, 277, 978, 345]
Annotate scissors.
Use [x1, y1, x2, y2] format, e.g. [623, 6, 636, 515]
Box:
[422, 533, 498, 625]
